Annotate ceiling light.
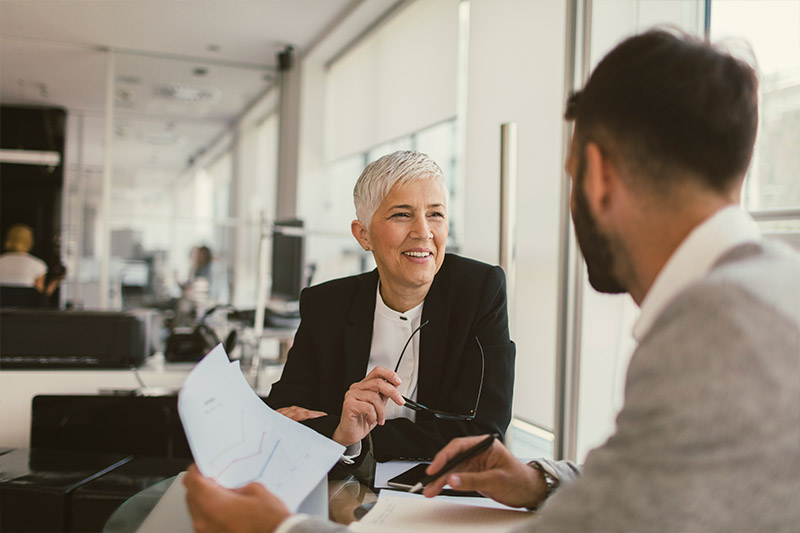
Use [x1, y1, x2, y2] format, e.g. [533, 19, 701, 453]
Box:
[0, 149, 60, 166]
[117, 74, 143, 85]
[140, 132, 180, 146]
[154, 83, 221, 104]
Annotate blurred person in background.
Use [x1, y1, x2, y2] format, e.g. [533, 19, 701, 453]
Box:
[0, 223, 65, 306]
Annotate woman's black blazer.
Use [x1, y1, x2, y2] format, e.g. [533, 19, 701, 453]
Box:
[266, 253, 515, 461]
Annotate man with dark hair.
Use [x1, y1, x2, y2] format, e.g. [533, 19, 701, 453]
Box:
[421, 28, 799, 532]
[182, 28, 799, 533]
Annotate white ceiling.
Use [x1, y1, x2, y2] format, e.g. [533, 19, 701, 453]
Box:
[0, 0, 359, 190]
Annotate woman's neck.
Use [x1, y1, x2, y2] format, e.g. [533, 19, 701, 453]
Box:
[378, 281, 429, 313]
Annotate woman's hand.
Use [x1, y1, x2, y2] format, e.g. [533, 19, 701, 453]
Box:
[183, 464, 291, 533]
[276, 406, 327, 422]
[421, 435, 547, 509]
[332, 366, 404, 447]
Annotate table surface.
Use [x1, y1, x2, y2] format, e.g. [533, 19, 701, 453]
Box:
[103, 474, 377, 532]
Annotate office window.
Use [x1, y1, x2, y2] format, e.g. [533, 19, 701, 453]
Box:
[574, 0, 800, 463]
[366, 137, 413, 164]
[710, 0, 800, 213]
[303, 153, 370, 288]
[231, 112, 279, 308]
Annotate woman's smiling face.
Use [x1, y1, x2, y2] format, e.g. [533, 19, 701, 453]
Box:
[359, 178, 449, 295]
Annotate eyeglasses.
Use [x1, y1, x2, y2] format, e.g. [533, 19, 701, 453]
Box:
[393, 320, 485, 421]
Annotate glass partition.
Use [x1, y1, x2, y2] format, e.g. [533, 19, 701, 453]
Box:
[60, 49, 276, 353]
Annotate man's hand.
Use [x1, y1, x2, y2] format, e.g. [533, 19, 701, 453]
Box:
[276, 406, 327, 422]
[421, 435, 548, 509]
[331, 366, 404, 447]
[183, 464, 291, 533]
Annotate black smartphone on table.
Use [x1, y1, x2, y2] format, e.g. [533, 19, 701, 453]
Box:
[387, 463, 431, 490]
[386, 463, 481, 496]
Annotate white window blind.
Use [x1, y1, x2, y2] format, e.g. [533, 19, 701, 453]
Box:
[325, 0, 459, 160]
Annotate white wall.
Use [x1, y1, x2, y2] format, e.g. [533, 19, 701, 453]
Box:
[462, 0, 568, 430]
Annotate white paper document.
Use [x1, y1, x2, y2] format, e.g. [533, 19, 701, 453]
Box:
[177, 344, 344, 512]
[348, 491, 532, 532]
[377, 488, 526, 512]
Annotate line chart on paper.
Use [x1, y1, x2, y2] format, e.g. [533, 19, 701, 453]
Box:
[178, 345, 346, 511]
[211, 428, 314, 488]
[209, 410, 247, 466]
[214, 431, 282, 484]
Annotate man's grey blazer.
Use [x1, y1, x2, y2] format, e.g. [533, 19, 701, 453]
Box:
[286, 240, 800, 533]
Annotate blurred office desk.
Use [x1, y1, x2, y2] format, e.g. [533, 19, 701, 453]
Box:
[0, 359, 190, 449]
[0, 357, 284, 449]
[241, 325, 297, 365]
[104, 474, 377, 532]
[262, 325, 297, 363]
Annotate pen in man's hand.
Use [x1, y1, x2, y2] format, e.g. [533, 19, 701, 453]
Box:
[408, 433, 500, 494]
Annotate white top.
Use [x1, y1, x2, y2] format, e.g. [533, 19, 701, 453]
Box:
[0, 252, 47, 287]
[632, 205, 762, 342]
[367, 282, 424, 422]
[341, 284, 425, 462]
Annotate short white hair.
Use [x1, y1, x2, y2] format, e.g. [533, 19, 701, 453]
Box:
[353, 150, 448, 228]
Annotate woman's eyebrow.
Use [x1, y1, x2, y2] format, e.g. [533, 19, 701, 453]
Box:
[387, 202, 445, 210]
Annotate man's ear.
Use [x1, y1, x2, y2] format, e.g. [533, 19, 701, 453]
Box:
[351, 220, 372, 251]
[583, 142, 619, 218]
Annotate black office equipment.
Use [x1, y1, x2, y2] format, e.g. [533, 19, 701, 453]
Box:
[31, 395, 193, 460]
[227, 306, 301, 329]
[0, 286, 47, 308]
[0, 309, 148, 369]
[164, 304, 237, 362]
[271, 219, 306, 303]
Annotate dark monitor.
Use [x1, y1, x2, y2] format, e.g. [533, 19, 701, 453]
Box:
[120, 259, 150, 287]
[270, 219, 305, 303]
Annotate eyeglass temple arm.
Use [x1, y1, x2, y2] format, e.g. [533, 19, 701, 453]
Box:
[472, 336, 485, 416]
[393, 319, 430, 373]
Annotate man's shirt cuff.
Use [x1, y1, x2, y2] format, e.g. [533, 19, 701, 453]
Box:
[339, 441, 362, 465]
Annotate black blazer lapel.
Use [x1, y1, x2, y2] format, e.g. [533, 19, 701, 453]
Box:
[344, 270, 379, 386]
[418, 262, 451, 407]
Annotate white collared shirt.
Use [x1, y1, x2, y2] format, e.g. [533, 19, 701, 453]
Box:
[632, 205, 762, 342]
[340, 283, 424, 463]
[367, 282, 423, 422]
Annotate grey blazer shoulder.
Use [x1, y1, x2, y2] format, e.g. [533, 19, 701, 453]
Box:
[523, 240, 800, 532]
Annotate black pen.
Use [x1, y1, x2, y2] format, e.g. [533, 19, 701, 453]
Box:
[408, 433, 500, 494]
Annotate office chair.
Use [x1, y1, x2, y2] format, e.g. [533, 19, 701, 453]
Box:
[0, 285, 47, 308]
